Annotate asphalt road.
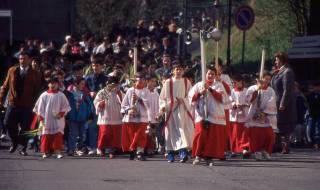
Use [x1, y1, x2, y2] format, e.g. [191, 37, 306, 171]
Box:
[0, 142, 319, 190]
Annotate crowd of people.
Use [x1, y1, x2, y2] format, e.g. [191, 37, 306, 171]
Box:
[0, 18, 319, 165]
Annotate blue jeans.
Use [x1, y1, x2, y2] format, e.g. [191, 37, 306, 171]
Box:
[68, 121, 86, 151]
[306, 116, 320, 145]
[85, 117, 98, 150]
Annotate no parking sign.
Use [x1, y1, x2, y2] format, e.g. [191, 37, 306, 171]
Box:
[234, 5, 255, 65]
[235, 5, 255, 31]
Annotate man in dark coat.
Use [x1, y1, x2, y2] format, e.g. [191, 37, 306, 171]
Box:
[271, 52, 297, 154]
[0, 51, 41, 155]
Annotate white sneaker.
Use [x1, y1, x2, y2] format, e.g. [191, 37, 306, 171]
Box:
[88, 150, 96, 155]
[42, 154, 49, 159]
[75, 150, 84, 156]
[192, 156, 200, 165]
[262, 151, 272, 160]
[242, 149, 249, 155]
[0, 134, 6, 140]
[255, 152, 263, 161]
[56, 154, 63, 159]
[207, 160, 214, 167]
[96, 149, 102, 156]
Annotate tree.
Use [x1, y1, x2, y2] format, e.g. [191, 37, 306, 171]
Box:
[75, 0, 183, 36]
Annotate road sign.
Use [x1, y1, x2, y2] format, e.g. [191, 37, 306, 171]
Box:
[0, 10, 11, 17]
[0, 10, 13, 45]
[235, 6, 255, 31]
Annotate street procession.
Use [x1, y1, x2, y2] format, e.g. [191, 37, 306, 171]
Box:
[0, 1, 319, 190]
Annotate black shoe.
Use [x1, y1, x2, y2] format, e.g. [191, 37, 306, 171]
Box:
[9, 145, 18, 153]
[129, 152, 135, 160]
[136, 153, 146, 161]
[19, 150, 28, 156]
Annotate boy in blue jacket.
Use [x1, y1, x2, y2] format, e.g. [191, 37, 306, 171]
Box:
[66, 77, 94, 156]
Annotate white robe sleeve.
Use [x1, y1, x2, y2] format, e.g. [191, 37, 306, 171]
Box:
[188, 82, 200, 107]
[159, 80, 170, 112]
[33, 93, 47, 120]
[121, 88, 131, 114]
[94, 90, 104, 113]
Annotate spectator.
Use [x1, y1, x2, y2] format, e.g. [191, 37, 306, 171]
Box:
[292, 82, 308, 146]
[84, 55, 107, 155]
[155, 54, 172, 77]
[306, 82, 320, 150]
[271, 51, 297, 154]
[0, 51, 41, 156]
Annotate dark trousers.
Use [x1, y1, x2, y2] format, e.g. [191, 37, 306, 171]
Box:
[4, 105, 33, 150]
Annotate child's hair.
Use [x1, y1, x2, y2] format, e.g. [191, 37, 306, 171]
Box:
[207, 65, 217, 74]
[146, 74, 157, 81]
[51, 69, 65, 77]
[74, 77, 85, 85]
[48, 75, 59, 84]
[232, 73, 243, 82]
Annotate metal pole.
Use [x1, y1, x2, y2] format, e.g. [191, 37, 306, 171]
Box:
[226, 0, 232, 66]
[200, 31, 207, 120]
[241, 30, 246, 65]
[177, 34, 181, 55]
[69, 0, 75, 34]
[182, 0, 188, 57]
[200, 32, 206, 83]
[10, 12, 13, 46]
[215, 20, 220, 70]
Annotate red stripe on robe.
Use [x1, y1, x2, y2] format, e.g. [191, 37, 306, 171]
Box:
[192, 122, 227, 159]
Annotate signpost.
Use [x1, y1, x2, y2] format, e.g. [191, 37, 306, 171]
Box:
[235, 6, 255, 65]
[0, 10, 13, 45]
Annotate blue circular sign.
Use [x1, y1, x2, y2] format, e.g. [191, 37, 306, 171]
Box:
[235, 6, 255, 31]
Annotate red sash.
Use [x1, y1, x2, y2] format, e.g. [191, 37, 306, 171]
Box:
[164, 78, 194, 128]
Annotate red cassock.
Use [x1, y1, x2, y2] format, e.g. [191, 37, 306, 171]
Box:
[229, 122, 250, 153]
[41, 132, 63, 153]
[248, 127, 275, 154]
[98, 125, 122, 150]
[192, 122, 227, 159]
[122, 122, 148, 152]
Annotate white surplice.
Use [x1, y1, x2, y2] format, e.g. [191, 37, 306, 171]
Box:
[245, 85, 277, 129]
[94, 88, 123, 125]
[229, 88, 249, 123]
[33, 91, 71, 135]
[188, 81, 227, 125]
[159, 78, 194, 151]
[121, 87, 151, 123]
